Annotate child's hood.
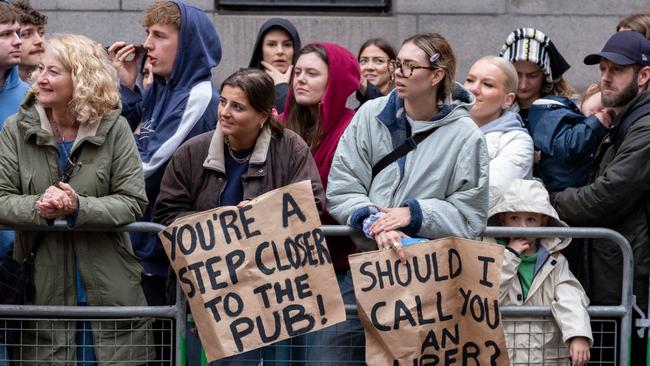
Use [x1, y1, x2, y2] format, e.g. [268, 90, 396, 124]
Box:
[488, 179, 570, 253]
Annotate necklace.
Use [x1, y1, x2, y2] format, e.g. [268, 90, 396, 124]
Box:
[224, 137, 252, 164]
[50, 118, 77, 161]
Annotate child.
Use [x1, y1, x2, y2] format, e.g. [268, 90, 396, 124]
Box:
[489, 179, 592, 365]
[578, 83, 602, 117]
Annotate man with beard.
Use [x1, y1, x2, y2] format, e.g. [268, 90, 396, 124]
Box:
[552, 30, 650, 364]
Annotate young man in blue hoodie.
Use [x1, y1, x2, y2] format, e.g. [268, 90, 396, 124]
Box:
[0, 2, 28, 260]
[109, 1, 222, 305]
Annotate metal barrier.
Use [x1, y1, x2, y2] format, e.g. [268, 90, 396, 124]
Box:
[0, 221, 185, 365]
[0, 223, 636, 365]
[324, 225, 635, 366]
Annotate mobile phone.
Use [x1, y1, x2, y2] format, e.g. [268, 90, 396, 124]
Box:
[105, 44, 145, 62]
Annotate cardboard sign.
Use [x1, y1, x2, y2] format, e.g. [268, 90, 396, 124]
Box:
[349, 237, 509, 365]
[159, 181, 345, 362]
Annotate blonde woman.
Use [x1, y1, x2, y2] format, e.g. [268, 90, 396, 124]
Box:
[464, 56, 534, 209]
[0, 34, 150, 364]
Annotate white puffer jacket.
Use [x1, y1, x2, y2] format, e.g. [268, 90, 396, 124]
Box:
[488, 179, 593, 365]
[480, 111, 534, 210]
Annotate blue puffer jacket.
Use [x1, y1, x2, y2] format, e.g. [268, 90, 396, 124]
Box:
[528, 96, 608, 192]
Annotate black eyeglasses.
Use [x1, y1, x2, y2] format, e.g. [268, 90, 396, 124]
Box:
[389, 59, 437, 79]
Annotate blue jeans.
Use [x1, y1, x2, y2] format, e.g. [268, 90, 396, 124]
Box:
[304, 271, 365, 365]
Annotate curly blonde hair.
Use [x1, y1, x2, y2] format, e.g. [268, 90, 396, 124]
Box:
[32, 34, 120, 124]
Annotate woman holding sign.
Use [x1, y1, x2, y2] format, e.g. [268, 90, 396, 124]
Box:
[0, 34, 150, 363]
[154, 68, 324, 365]
[325, 32, 490, 363]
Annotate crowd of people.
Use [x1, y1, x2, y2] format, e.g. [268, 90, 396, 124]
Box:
[1, 0, 650, 365]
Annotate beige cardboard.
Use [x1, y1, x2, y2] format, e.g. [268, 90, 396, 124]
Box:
[158, 181, 345, 362]
[349, 237, 509, 365]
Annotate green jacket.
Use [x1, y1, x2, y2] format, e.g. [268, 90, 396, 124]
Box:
[0, 94, 152, 364]
[554, 91, 650, 312]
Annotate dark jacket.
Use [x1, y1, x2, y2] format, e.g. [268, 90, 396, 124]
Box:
[154, 125, 324, 226]
[528, 96, 608, 191]
[355, 81, 384, 108]
[553, 91, 650, 311]
[248, 18, 301, 113]
[121, 0, 222, 276]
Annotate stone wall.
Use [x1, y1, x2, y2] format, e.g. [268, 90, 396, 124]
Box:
[32, 0, 650, 90]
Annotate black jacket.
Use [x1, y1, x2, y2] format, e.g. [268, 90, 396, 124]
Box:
[554, 91, 650, 311]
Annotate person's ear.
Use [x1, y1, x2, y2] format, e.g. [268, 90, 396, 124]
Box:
[637, 66, 650, 90]
[430, 69, 445, 88]
[502, 92, 516, 110]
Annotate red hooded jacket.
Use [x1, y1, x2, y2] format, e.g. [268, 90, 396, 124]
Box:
[282, 42, 361, 271]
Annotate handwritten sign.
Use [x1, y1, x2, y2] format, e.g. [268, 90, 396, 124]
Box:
[159, 181, 345, 362]
[349, 237, 509, 365]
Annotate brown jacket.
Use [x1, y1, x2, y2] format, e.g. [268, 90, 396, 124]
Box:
[154, 125, 324, 226]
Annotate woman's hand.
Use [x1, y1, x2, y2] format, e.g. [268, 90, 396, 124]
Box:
[236, 200, 252, 208]
[35, 183, 78, 219]
[36, 186, 71, 219]
[58, 182, 78, 216]
[260, 61, 292, 85]
[568, 336, 590, 366]
[108, 41, 139, 90]
[375, 230, 409, 263]
[370, 207, 411, 236]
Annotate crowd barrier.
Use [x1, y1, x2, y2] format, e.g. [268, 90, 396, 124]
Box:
[0, 222, 639, 365]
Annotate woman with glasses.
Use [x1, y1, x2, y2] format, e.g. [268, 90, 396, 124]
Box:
[464, 56, 534, 209]
[356, 38, 396, 106]
[321, 32, 489, 364]
[0, 34, 151, 364]
[155, 68, 324, 365]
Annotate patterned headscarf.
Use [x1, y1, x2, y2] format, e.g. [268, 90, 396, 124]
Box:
[499, 28, 570, 85]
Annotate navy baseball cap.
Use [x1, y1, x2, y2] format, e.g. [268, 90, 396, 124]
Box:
[584, 31, 650, 66]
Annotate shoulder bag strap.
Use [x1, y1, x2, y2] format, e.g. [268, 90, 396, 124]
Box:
[371, 123, 440, 179]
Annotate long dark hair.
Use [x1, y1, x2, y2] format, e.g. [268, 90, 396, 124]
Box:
[285, 44, 329, 151]
[221, 68, 284, 135]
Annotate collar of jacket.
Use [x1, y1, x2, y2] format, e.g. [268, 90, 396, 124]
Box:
[203, 124, 272, 174]
[18, 93, 119, 150]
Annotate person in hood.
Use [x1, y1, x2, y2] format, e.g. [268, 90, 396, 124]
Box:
[108, 0, 222, 308]
[283, 42, 360, 276]
[464, 56, 533, 209]
[488, 179, 592, 366]
[248, 18, 300, 113]
[324, 33, 489, 364]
